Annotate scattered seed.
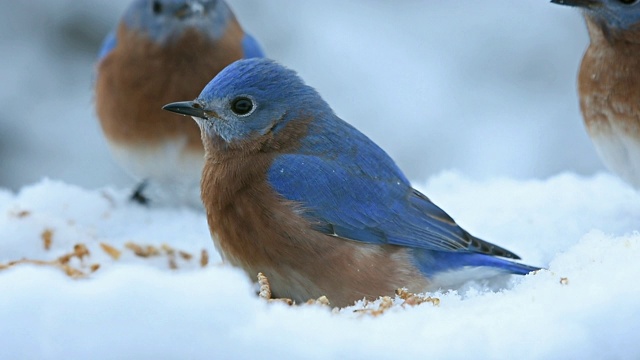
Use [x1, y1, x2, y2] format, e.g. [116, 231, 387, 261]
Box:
[100, 243, 122, 260]
[41, 229, 53, 250]
[200, 249, 209, 267]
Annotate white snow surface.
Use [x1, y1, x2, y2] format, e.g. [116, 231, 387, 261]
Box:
[2, 173, 640, 359]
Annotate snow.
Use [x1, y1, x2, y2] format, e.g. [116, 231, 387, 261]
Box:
[2, 174, 640, 359]
[2, 0, 639, 358]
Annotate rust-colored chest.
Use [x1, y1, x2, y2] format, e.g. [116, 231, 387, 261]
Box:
[196, 128, 428, 306]
[579, 19, 640, 136]
[95, 21, 245, 151]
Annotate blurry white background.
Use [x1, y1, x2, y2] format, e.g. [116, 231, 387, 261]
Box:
[0, 0, 597, 191]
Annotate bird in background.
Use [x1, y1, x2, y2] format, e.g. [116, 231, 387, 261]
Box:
[95, 0, 263, 207]
[552, 0, 640, 189]
[163, 58, 540, 307]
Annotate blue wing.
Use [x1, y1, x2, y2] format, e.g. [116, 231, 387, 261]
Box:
[266, 123, 521, 259]
[241, 33, 264, 58]
[98, 29, 117, 61]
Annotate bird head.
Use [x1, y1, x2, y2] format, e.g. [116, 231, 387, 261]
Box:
[122, 0, 234, 44]
[162, 58, 331, 146]
[552, 0, 640, 30]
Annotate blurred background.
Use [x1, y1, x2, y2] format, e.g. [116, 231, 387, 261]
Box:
[0, 0, 597, 191]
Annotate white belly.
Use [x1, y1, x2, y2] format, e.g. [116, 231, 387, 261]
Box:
[108, 138, 204, 208]
[589, 124, 640, 189]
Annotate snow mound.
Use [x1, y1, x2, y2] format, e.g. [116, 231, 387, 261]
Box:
[1, 173, 639, 359]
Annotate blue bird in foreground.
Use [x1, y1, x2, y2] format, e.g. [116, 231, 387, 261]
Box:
[95, 0, 263, 207]
[163, 58, 540, 306]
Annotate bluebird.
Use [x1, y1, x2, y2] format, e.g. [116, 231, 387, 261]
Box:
[162, 58, 540, 307]
[95, 0, 263, 207]
[552, 0, 640, 188]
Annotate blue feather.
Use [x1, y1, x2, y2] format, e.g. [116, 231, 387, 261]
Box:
[267, 115, 521, 259]
[412, 250, 539, 276]
[241, 34, 264, 58]
[97, 29, 117, 61]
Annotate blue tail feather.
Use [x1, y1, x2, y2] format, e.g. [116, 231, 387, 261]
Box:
[413, 249, 541, 277]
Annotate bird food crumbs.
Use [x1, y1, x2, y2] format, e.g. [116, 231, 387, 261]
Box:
[355, 296, 395, 317]
[200, 249, 209, 267]
[161, 243, 175, 255]
[41, 228, 53, 250]
[121, 241, 202, 269]
[100, 242, 122, 260]
[73, 244, 90, 260]
[125, 242, 160, 257]
[57, 243, 90, 265]
[396, 288, 440, 307]
[12, 210, 31, 218]
[305, 295, 331, 307]
[0, 243, 95, 278]
[2, 234, 210, 278]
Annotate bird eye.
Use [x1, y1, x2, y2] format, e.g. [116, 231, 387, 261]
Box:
[230, 97, 255, 116]
[619, 0, 637, 4]
[152, 0, 163, 14]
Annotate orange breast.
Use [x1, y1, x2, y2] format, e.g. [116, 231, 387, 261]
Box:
[95, 20, 246, 153]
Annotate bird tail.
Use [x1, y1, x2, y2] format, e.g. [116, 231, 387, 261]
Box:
[477, 255, 542, 275]
[414, 250, 542, 276]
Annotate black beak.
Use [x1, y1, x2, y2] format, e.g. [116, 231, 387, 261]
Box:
[550, 0, 601, 8]
[162, 101, 209, 119]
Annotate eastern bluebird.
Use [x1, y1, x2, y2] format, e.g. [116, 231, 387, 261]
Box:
[162, 58, 540, 307]
[552, 0, 640, 188]
[95, 0, 263, 207]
